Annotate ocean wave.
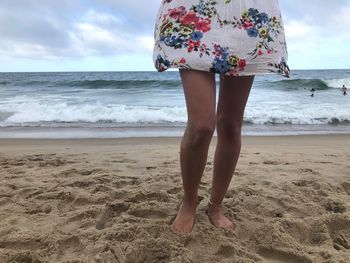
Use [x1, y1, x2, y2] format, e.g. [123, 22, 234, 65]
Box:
[0, 102, 187, 125]
[0, 111, 15, 122]
[324, 78, 350, 88]
[3, 75, 350, 91]
[1, 101, 349, 127]
[60, 79, 182, 89]
[271, 79, 330, 90]
[328, 118, 350, 125]
[270, 77, 350, 90]
[3, 79, 182, 89]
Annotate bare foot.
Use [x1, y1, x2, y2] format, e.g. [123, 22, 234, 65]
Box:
[170, 201, 197, 234]
[206, 202, 236, 230]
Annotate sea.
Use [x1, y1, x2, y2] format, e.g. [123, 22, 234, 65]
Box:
[0, 70, 349, 138]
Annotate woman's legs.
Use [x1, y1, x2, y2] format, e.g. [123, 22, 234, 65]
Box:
[172, 69, 216, 233]
[207, 74, 254, 229]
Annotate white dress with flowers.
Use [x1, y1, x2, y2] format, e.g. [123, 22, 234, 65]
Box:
[153, 0, 290, 77]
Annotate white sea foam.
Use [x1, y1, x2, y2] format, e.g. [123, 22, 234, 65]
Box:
[324, 78, 350, 89]
[0, 100, 187, 125]
[245, 105, 350, 125]
[1, 98, 349, 126]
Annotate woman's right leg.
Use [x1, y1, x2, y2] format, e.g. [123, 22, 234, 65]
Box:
[172, 68, 217, 234]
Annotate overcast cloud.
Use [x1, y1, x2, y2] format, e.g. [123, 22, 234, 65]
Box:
[0, 0, 349, 71]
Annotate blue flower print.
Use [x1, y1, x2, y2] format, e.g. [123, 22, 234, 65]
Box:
[191, 31, 203, 41]
[247, 27, 258, 37]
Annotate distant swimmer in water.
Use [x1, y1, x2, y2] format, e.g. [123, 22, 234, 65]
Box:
[310, 88, 315, 97]
[341, 84, 348, 96]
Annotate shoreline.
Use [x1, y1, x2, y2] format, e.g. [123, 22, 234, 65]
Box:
[0, 124, 349, 139]
[1, 134, 350, 154]
[0, 133, 350, 143]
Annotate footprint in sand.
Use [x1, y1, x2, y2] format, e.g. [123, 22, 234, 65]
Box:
[123, 238, 192, 263]
[112, 175, 141, 186]
[4, 252, 41, 263]
[105, 227, 137, 242]
[126, 191, 170, 203]
[257, 247, 313, 263]
[95, 201, 130, 230]
[183, 239, 238, 260]
[321, 198, 346, 213]
[299, 168, 321, 176]
[55, 235, 85, 260]
[58, 208, 99, 233]
[292, 179, 314, 187]
[326, 214, 350, 251]
[112, 178, 142, 189]
[166, 187, 182, 195]
[333, 233, 350, 250]
[341, 182, 350, 195]
[127, 207, 169, 220]
[214, 244, 236, 257]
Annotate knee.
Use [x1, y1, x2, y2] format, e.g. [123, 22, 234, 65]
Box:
[185, 121, 215, 147]
[216, 114, 242, 139]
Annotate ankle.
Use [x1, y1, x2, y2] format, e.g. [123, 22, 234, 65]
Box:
[208, 199, 223, 208]
[208, 200, 222, 213]
[182, 196, 199, 207]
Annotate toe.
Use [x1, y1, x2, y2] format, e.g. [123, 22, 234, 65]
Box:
[171, 213, 195, 233]
[170, 221, 193, 234]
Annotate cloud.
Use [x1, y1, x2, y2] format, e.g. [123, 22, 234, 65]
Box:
[0, 0, 349, 70]
[0, 0, 157, 60]
[280, 1, 350, 69]
[69, 10, 153, 57]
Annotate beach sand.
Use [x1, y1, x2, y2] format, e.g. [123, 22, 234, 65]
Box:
[0, 135, 349, 263]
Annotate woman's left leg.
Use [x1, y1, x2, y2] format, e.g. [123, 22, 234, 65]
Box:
[207, 74, 255, 229]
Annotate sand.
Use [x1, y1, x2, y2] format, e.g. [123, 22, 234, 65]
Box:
[0, 135, 349, 263]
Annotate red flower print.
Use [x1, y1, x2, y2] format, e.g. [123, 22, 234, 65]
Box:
[213, 44, 223, 57]
[241, 18, 254, 30]
[187, 39, 200, 52]
[238, 59, 246, 69]
[258, 50, 263, 55]
[168, 6, 186, 20]
[195, 18, 211, 32]
[179, 58, 186, 64]
[180, 11, 199, 25]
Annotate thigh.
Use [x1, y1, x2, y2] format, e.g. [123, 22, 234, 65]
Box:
[217, 75, 255, 123]
[179, 69, 217, 127]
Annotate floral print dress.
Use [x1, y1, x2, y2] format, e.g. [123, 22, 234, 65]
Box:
[153, 0, 290, 77]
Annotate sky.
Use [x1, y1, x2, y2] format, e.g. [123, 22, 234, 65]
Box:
[0, 0, 349, 72]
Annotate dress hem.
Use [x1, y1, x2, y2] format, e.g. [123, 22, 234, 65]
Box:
[154, 63, 290, 78]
